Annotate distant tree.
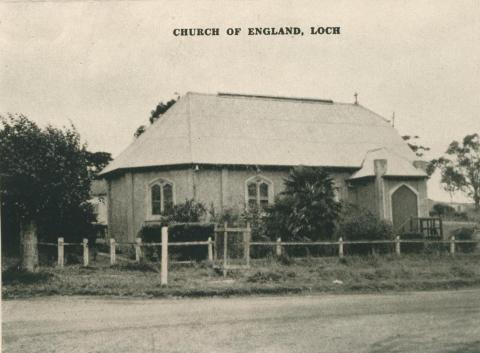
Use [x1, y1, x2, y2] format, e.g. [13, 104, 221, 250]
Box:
[85, 151, 112, 178]
[402, 135, 436, 176]
[432, 134, 480, 210]
[149, 99, 177, 124]
[0, 114, 98, 271]
[402, 135, 431, 158]
[134, 125, 146, 138]
[263, 167, 341, 242]
[431, 203, 456, 217]
[134, 98, 177, 138]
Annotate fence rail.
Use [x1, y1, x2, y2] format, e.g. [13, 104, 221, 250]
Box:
[40, 225, 479, 281]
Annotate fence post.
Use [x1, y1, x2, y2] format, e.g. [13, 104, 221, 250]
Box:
[207, 237, 213, 262]
[245, 223, 251, 267]
[213, 225, 218, 260]
[161, 227, 168, 285]
[135, 237, 142, 263]
[223, 222, 228, 277]
[110, 238, 116, 265]
[339, 237, 344, 258]
[83, 238, 89, 267]
[395, 235, 401, 255]
[450, 235, 455, 255]
[276, 237, 282, 257]
[57, 237, 64, 268]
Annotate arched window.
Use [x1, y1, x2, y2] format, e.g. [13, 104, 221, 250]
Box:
[149, 179, 175, 216]
[245, 176, 273, 209]
[151, 184, 162, 215]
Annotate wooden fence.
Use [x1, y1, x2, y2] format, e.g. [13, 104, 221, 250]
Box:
[38, 237, 90, 267]
[39, 226, 479, 282]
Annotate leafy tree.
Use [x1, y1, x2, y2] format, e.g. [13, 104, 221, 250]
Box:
[402, 135, 437, 176]
[263, 167, 341, 242]
[134, 98, 177, 138]
[134, 125, 147, 138]
[85, 151, 112, 178]
[432, 134, 480, 210]
[402, 135, 431, 158]
[0, 114, 98, 270]
[149, 99, 176, 124]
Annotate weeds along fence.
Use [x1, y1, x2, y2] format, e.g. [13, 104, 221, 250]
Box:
[38, 237, 90, 267]
[38, 225, 479, 279]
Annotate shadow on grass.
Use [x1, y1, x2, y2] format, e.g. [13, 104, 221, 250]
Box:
[2, 266, 53, 285]
[111, 262, 159, 273]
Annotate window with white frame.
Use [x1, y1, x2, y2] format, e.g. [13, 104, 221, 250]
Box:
[150, 180, 174, 216]
[246, 176, 273, 209]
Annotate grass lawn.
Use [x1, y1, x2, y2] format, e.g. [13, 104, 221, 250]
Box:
[3, 253, 480, 299]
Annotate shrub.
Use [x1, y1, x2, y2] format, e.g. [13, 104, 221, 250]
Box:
[140, 223, 214, 261]
[263, 167, 341, 242]
[399, 232, 425, 253]
[453, 227, 477, 253]
[241, 205, 273, 258]
[453, 211, 468, 221]
[336, 204, 393, 255]
[431, 203, 456, 217]
[165, 199, 207, 223]
[137, 199, 212, 261]
[209, 206, 243, 227]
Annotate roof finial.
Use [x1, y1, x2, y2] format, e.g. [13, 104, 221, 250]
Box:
[354, 92, 358, 105]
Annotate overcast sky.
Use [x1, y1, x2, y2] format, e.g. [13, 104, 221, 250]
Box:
[1, 0, 479, 202]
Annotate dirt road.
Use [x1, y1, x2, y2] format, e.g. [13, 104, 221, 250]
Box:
[3, 289, 480, 353]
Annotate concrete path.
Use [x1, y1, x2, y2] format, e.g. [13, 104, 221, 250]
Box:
[2, 289, 480, 353]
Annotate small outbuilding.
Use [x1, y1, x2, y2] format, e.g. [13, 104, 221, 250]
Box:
[99, 92, 429, 242]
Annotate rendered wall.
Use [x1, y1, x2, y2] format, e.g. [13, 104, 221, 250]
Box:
[108, 169, 193, 242]
[350, 177, 429, 224]
[107, 166, 429, 242]
[107, 166, 353, 241]
[108, 174, 129, 242]
[350, 180, 377, 215]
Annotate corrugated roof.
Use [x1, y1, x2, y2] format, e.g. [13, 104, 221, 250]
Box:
[100, 92, 418, 175]
[349, 148, 427, 179]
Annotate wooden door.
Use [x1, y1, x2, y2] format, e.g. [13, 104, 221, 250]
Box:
[391, 185, 418, 231]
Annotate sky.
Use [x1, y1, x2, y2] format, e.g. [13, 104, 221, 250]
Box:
[1, 0, 479, 203]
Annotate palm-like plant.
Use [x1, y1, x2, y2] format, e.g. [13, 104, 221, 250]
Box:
[264, 167, 341, 241]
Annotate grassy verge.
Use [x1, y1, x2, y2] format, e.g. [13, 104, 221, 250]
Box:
[3, 253, 480, 299]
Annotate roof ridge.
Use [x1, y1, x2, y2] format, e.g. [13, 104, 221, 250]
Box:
[216, 92, 334, 104]
[100, 91, 415, 176]
[354, 103, 391, 123]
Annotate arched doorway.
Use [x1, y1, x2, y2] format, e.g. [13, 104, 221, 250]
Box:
[391, 185, 418, 231]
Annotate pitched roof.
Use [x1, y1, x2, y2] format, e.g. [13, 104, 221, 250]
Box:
[100, 92, 418, 175]
[349, 148, 427, 179]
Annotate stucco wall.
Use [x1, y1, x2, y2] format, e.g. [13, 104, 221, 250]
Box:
[197, 168, 352, 212]
[107, 166, 353, 241]
[108, 174, 129, 242]
[107, 166, 429, 242]
[350, 177, 429, 225]
[351, 180, 378, 215]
